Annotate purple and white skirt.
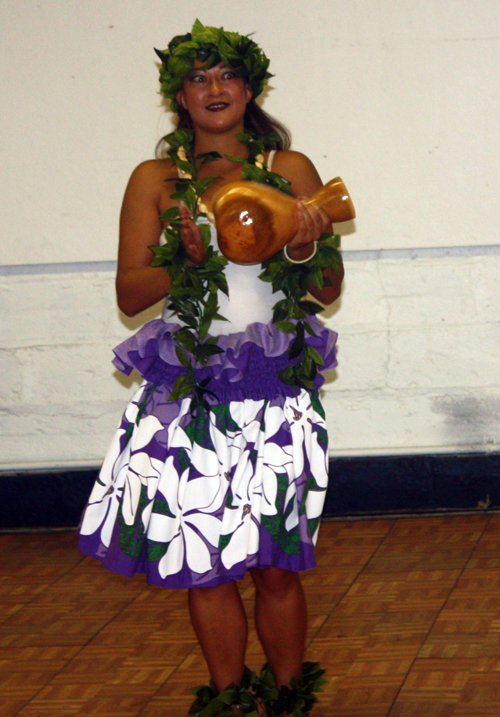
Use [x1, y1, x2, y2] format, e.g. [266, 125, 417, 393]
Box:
[78, 317, 337, 589]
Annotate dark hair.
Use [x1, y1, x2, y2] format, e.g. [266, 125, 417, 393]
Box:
[244, 99, 291, 149]
[156, 98, 291, 157]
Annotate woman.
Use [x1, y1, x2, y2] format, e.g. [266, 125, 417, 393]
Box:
[79, 20, 344, 716]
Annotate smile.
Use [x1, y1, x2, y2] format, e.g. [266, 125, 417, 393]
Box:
[206, 102, 229, 112]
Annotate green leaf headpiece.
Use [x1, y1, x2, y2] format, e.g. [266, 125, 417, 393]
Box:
[155, 19, 273, 113]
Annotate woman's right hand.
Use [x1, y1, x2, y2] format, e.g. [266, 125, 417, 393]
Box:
[179, 205, 206, 266]
[117, 160, 178, 317]
[116, 162, 208, 316]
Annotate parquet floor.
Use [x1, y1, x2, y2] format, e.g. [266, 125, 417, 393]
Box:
[1, 514, 499, 716]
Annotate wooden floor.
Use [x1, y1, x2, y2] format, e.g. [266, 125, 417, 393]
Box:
[1, 514, 500, 716]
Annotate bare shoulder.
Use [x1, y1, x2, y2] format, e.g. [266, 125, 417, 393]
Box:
[271, 149, 317, 174]
[126, 158, 177, 190]
[121, 159, 178, 214]
[270, 150, 323, 197]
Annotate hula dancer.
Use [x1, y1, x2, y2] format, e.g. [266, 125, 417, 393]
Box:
[79, 19, 345, 716]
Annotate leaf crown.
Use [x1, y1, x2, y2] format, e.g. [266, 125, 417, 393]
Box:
[154, 19, 272, 113]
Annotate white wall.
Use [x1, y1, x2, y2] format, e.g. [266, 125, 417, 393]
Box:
[1, 0, 500, 468]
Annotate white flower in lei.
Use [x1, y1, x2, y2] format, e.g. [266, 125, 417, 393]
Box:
[196, 198, 215, 224]
[255, 153, 265, 169]
[176, 145, 217, 225]
[177, 146, 191, 178]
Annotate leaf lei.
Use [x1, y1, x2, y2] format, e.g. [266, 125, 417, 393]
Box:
[259, 233, 343, 391]
[150, 128, 229, 410]
[254, 661, 327, 717]
[150, 128, 343, 408]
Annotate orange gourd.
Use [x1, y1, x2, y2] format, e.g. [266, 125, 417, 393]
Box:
[213, 177, 355, 265]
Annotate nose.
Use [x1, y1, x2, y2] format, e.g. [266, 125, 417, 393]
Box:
[208, 76, 222, 95]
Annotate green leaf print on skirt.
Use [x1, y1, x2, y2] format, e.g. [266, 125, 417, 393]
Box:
[79, 386, 330, 588]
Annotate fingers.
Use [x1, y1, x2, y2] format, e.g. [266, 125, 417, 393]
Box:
[179, 204, 196, 236]
[297, 201, 330, 243]
[286, 200, 331, 257]
[179, 205, 205, 265]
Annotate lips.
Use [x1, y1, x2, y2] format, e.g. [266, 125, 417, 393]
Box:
[206, 102, 229, 112]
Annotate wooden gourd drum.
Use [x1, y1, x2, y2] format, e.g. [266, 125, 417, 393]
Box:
[212, 177, 355, 265]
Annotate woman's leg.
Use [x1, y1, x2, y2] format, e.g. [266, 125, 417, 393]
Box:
[188, 580, 248, 693]
[250, 567, 307, 687]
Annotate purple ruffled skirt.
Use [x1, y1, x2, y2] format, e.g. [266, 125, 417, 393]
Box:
[78, 317, 337, 589]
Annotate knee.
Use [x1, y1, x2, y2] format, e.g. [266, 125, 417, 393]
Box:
[251, 567, 301, 599]
[189, 580, 238, 605]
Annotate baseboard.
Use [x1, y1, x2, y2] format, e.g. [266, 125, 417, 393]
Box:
[1, 452, 499, 530]
[324, 452, 500, 517]
[0, 469, 98, 530]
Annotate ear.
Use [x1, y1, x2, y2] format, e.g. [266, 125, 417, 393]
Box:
[245, 84, 253, 103]
[176, 88, 187, 110]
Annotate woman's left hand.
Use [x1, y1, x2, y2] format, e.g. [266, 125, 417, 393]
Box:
[285, 199, 331, 262]
[268, 151, 344, 304]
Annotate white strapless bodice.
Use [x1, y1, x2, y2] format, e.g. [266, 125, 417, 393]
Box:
[161, 220, 280, 334]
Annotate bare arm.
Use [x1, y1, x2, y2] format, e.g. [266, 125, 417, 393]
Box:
[271, 151, 344, 305]
[116, 161, 176, 316]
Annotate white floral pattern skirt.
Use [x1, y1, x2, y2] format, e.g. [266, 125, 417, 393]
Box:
[78, 318, 336, 589]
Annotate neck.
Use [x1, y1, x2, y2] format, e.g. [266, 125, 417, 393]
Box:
[192, 126, 248, 160]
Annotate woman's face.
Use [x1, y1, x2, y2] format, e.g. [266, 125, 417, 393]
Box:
[176, 61, 252, 134]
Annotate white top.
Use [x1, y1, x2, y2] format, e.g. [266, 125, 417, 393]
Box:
[162, 221, 279, 333]
[161, 150, 282, 334]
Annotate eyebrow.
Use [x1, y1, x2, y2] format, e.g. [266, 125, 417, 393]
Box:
[187, 64, 233, 76]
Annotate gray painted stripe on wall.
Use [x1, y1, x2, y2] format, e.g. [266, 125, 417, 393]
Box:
[0, 261, 118, 276]
[343, 244, 500, 261]
[1, 244, 500, 276]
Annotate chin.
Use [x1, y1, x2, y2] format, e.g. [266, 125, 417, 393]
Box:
[197, 115, 244, 134]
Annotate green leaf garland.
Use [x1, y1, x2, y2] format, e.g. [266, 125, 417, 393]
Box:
[254, 662, 327, 716]
[259, 228, 343, 391]
[151, 128, 344, 407]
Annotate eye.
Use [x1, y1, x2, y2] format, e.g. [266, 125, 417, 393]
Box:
[189, 74, 206, 83]
[223, 70, 239, 80]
